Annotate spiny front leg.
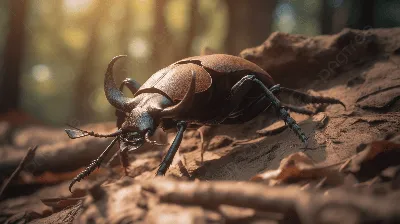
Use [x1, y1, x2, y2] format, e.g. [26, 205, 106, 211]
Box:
[69, 137, 118, 192]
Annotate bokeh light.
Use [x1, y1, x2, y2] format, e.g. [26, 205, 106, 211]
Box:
[32, 64, 52, 83]
[275, 2, 296, 33]
[63, 0, 92, 13]
[128, 37, 151, 59]
[89, 87, 109, 113]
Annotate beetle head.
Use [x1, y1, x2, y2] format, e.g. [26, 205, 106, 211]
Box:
[104, 55, 197, 118]
[118, 108, 166, 151]
[64, 109, 163, 152]
[66, 56, 197, 150]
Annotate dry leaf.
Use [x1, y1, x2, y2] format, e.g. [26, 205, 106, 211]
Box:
[344, 133, 400, 181]
[41, 188, 87, 211]
[251, 152, 343, 186]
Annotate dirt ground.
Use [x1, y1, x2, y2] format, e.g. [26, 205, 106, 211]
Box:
[1, 28, 400, 223]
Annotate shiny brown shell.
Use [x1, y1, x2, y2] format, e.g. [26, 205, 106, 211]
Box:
[134, 54, 274, 101]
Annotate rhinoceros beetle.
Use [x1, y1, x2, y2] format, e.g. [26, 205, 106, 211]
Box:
[65, 54, 344, 191]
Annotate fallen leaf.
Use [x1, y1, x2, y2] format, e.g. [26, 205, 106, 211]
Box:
[251, 152, 344, 186]
[343, 133, 400, 181]
[41, 188, 87, 211]
[357, 85, 400, 112]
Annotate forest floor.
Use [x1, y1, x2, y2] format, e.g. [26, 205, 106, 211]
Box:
[1, 28, 400, 224]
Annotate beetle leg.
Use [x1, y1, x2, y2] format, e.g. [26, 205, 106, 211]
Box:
[106, 150, 120, 168]
[206, 75, 257, 124]
[207, 75, 308, 145]
[223, 94, 274, 123]
[278, 87, 346, 108]
[251, 79, 308, 144]
[69, 137, 119, 192]
[119, 147, 130, 176]
[282, 103, 315, 115]
[269, 84, 281, 93]
[119, 78, 141, 95]
[156, 121, 188, 176]
[277, 107, 308, 144]
[218, 75, 308, 144]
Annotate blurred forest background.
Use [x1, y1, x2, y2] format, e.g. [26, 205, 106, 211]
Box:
[0, 0, 399, 126]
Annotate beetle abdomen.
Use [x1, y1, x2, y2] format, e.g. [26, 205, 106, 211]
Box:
[135, 54, 274, 104]
[176, 54, 274, 86]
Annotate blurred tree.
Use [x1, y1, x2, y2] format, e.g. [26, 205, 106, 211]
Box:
[74, 0, 111, 121]
[319, 0, 352, 35]
[320, 0, 334, 34]
[153, 0, 202, 69]
[116, 0, 133, 85]
[224, 0, 276, 55]
[50, 0, 76, 65]
[374, 0, 400, 28]
[0, 0, 28, 114]
[118, 0, 133, 55]
[348, 0, 375, 29]
[152, 0, 173, 70]
[182, 0, 199, 58]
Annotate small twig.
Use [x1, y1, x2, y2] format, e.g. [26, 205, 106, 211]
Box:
[339, 158, 352, 172]
[142, 178, 400, 223]
[256, 125, 288, 136]
[177, 159, 191, 179]
[315, 176, 327, 189]
[0, 145, 38, 199]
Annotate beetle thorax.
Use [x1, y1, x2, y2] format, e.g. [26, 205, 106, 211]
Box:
[121, 93, 173, 133]
[122, 110, 154, 133]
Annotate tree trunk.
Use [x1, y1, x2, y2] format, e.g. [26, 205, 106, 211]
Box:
[115, 0, 133, 85]
[74, 0, 108, 122]
[355, 0, 375, 29]
[224, 0, 276, 55]
[182, 0, 199, 58]
[320, 0, 333, 34]
[151, 0, 173, 71]
[0, 0, 29, 114]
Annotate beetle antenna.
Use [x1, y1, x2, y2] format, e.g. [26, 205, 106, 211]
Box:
[65, 124, 123, 139]
[145, 131, 168, 146]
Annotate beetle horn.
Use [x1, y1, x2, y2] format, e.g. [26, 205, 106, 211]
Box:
[160, 71, 196, 118]
[104, 55, 136, 112]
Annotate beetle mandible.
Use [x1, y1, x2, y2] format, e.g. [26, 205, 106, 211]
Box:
[66, 54, 344, 191]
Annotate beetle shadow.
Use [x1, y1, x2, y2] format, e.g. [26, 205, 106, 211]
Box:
[190, 114, 327, 181]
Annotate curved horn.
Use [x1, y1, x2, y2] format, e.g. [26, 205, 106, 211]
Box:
[104, 55, 136, 112]
[160, 71, 196, 118]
